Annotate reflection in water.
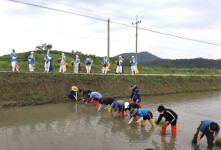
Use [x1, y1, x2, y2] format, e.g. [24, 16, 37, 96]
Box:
[0, 91, 221, 150]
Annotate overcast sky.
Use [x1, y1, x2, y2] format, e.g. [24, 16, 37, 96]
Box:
[1, 0, 221, 59]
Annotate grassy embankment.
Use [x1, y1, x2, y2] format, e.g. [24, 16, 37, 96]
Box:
[1, 72, 221, 108]
[1, 50, 221, 75]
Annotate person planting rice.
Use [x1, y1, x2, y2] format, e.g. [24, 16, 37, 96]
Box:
[98, 98, 115, 111]
[128, 108, 156, 127]
[86, 91, 102, 107]
[156, 105, 178, 136]
[130, 85, 143, 108]
[192, 120, 220, 149]
[67, 86, 78, 101]
[111, 100, 126, 117]
[78, 88, 92, 101]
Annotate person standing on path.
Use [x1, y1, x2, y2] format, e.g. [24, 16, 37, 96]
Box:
[130, 56, 137, 74]
[59, 53, 67, 73]
[28, 51, 36, 72]
[102, 56, 109, 74]
[10, 49, 19, 72]
[44, 50, 53, 72]
[85, 55, 93, 74]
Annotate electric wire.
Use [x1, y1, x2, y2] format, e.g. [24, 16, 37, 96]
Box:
[8, 0, 221, 47]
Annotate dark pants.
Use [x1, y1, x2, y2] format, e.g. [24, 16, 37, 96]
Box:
[192, 122, 215, 148]
[143, 112, 153, 121]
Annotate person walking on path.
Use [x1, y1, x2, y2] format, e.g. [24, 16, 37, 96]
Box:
[156, 105, 178, 136]
[10, 49, 19, 72]
[59, 53, 67, 73]
[102, 56, 109, 74]
[130, 56, 137, 74]
[85, 55, 93, 74]
[44, 50, 53, 72]
[192, 120, 220, 149]
[28, 51, 36, 72]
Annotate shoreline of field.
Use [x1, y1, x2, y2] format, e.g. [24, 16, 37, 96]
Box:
[1, 72, 221, 108]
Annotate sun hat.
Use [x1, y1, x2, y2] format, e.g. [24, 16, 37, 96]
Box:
[130, 85, 137, 89]
[31, 51, 34, 54]
[132, 56, 135, 57]
[71, 86, 78, 92]
[130, 108, 138, 116]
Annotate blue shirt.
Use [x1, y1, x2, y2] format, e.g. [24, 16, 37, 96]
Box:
[28, 55, 36, 64]
[199, 120, 220, 133]
[10, 52, 18, 62]
[136, 109, 150, 117]
[102, 59, 109, 64]
[130, 59, 137, 66]
[75, 58, 80, 63]
[120, 58, 124, 66]
[61, 56, 66, 61]
[85, 58, 93, 65]
[90, 92, 102, 99]
[45, 54, 52, 62]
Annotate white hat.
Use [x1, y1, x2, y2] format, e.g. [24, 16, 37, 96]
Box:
[62, 53, 64, 55]
[132, 56, 135, 58]
[124, 102, 129, 109]
[119, 56, 122, 58]
[76, 55, 79, 57]
[31, 51, 34, 54]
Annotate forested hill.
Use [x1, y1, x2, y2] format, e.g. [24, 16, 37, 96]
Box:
[115, 51, 160, 62]
[140, 58, 221, 69]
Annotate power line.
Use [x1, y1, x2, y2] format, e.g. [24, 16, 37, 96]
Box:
[8, 0, 221, 47]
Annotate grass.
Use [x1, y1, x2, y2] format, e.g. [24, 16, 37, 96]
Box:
[1, 72, 221, 108]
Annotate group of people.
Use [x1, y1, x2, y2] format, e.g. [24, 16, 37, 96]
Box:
[9, 49, 138, 74]
[115, 55, 138, 74]
[67, 84, 220, 149]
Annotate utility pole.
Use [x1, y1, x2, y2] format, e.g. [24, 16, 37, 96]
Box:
[107, 18, 110, 59]
[132, 16, 141, 62]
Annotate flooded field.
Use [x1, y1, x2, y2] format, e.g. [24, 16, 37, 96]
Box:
[0, 91, 221, 150]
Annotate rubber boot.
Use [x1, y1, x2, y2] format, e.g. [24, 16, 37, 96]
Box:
[138, 102, 143, 108]
[121, 111, 125, 117]
[161, 124, 168, 134]
[118, 110, 121, 115]
[141, 120, 146, 126]
[107, 106, 112, 112]
[171, 125, 177, 136]
[149, 119, 156, 127]
[135, 115, 139, 121]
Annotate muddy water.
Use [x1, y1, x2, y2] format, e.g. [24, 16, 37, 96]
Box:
[0, 91, 221, 150]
